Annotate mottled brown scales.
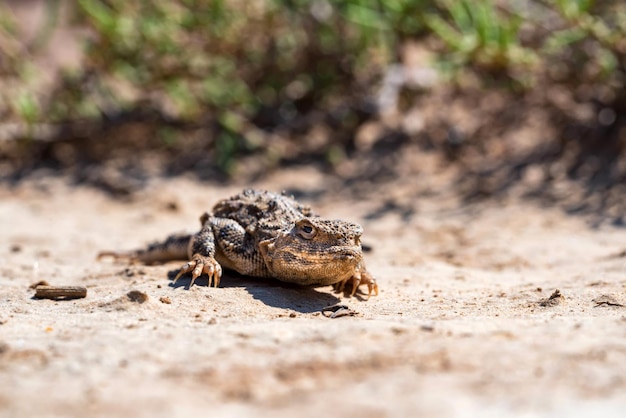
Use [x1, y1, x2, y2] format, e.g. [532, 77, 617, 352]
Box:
[99, 189, 378, 297]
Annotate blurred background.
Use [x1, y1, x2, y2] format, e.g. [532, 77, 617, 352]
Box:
[0, 0, 625, 221]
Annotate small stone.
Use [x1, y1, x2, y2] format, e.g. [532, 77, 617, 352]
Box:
[539, 289, 564, 307]
[592, 294, 624, 307]
[165, 201, 179, 212]
[159, 296, 171, 304]
[127, 290, 148, 303]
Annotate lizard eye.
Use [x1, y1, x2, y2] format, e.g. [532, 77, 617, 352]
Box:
[298, 223, 316, 239]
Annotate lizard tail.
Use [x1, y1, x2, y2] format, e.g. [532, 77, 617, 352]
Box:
[98, 233, 193, 264]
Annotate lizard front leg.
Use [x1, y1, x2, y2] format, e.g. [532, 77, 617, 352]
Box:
[174, 214, 223, 287]
[334, 263, 378, 297]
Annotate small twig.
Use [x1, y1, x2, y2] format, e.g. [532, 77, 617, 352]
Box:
[34, 286, 87, 300]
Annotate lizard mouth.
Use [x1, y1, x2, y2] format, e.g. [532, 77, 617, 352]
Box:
[328, 245, 362, 261]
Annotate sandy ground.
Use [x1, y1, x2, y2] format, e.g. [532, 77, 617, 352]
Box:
[1, 169, 626, 417]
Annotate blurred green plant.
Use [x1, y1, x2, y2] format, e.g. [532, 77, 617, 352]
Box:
[545, 0, 626, 83]
[66, 0, 436, 171]
[14, 91, 40, 124]
[1, 0, 625, 173]
[425, 0, 536, 81]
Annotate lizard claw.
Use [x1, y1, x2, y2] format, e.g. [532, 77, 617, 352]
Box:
[174, 256, 222, 288]
[333, 269, 378, 298]
[365, 277, 379, 297]
[173, 261, 193, 283]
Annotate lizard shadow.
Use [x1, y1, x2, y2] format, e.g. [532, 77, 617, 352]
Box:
[167, 269, 342, 313]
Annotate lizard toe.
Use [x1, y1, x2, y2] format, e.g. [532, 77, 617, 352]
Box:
[181, 255, 223, 288]
[174, 261, 196, 284]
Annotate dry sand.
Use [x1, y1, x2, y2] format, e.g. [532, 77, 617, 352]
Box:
[1, 169, 625, 417]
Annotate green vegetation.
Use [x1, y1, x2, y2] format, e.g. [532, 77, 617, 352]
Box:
[1, 0, 625, 173]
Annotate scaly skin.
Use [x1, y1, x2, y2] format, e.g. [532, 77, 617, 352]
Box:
[98, 189, 378, 297]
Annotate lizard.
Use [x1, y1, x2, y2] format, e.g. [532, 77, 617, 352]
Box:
[98, 189, 378, 297]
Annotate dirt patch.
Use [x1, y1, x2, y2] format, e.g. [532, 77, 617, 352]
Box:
[1, 171, 626, 417]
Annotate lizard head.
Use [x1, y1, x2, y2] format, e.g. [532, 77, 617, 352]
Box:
[259, 217, 365, 286]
